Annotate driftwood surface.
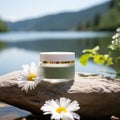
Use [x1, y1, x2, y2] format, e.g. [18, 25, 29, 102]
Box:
[0, 71, 120, 117]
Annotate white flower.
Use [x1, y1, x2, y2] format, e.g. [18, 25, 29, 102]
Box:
[17, 62, 43, 92]
[41, 97, 80, 120]
[117, 27, 120, 32]
[111, 28, 120, 48]
[112, 33, 120, 39]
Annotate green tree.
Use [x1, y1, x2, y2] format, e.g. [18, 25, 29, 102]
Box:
[94, 14, 100, 27]
[0, 41, 7, 51]
[0, 19, 9, 32]
[96, 0, 120, 31]
[109, 0, 116, 8]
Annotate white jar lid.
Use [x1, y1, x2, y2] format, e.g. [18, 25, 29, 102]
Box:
[40, 52, 75, 61]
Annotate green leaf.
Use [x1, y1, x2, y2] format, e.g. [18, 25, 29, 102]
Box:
[116, 56, 120, 63]
[93, 54, 106, 65]
[83, 46, 100, 54]
[104, 54, 109, 60]
[108, 44, 117, 50]
[79, 53, 93, 66]
[106, 57, 113, 66]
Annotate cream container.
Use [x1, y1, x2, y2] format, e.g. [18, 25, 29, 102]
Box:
[40, 52, 75, 82]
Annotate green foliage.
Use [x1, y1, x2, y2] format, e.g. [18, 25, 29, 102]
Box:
[0, 41, 7, 50]
[80, 54, 93, 66]
[7, 1, 110, 31]
[0, 19, 9, 32]
[93, 14, 101, 27]
[79, 27, 120, 78]
[79, 46, 113, 66]
[95, 0, 120, 31]
[77, 0, 120, 31]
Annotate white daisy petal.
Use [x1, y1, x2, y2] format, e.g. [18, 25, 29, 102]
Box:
[49, 99, 59, 109]
[31, 62, 36, 73]
[51, 113, 61, 120]
[71, 112, 80, 120]
[23, 64, 30, 73]
[117, 27, 120, 32]
[59, 97, 71, 108]
[61, 112, 74, 120]
[18, 81, 26, 88]
[19, 72, 28, 79]
[67, 100, 80, 111]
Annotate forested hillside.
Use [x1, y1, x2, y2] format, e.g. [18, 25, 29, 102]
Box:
[0, 19, 9, 32]
[7, 1, 110, 31]
[96, 0, 120, 31]
[77, 0, 120, 31]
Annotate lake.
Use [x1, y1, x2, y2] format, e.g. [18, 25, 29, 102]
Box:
[0, 31, 116, 120]
[0, 31, 115, 76]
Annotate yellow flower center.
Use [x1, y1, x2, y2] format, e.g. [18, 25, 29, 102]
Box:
[28, 73, 36, 81]
[56, 107, 67, 113]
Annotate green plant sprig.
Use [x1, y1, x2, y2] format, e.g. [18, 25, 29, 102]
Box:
[79, 46, 113, 66]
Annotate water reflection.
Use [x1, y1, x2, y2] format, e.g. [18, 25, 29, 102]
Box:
[0, 35, 115, 76]
[7, 37, 111, 57]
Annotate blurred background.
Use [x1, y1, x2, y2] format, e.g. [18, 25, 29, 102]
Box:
[0, 0, 120, 74]
[0, 0, 120, 75]
[0, 0, 120, 119]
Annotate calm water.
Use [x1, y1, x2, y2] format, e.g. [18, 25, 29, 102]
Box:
[0, 31, 115, 120]
[0, 31, 114, 76]
[0, 31, 110, 42]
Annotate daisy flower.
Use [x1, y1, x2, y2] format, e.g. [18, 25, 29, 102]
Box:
[41, 97, 80, 120]
[17, 62, 43, 92]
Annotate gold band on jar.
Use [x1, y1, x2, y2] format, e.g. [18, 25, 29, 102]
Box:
[42, 60, 74, 64]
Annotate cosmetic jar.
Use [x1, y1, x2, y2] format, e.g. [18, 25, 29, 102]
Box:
[40, 52, 75, 82]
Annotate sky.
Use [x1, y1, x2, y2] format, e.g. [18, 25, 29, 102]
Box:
[0, 0, 110, 22]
